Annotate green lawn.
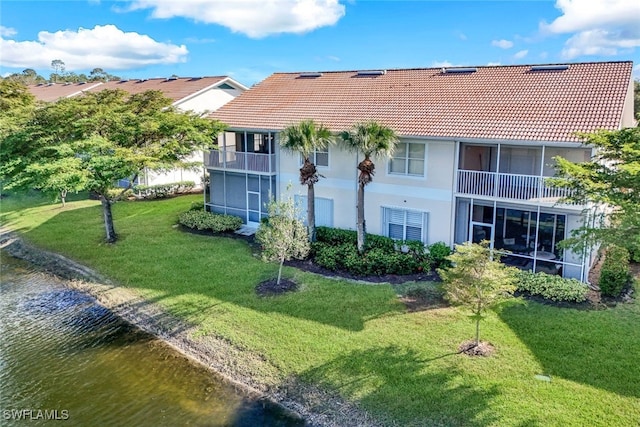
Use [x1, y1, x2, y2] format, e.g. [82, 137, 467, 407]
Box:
[2, 192, 639, 426]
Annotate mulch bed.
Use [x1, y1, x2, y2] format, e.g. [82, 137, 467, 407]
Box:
[256, 278, 298, 296]
[458, 340, 496, 357]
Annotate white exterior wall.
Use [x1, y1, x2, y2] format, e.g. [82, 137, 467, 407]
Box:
[144, 86, 243, 189]
[278, 138, 456, 245]
[176, 87, 243, 114]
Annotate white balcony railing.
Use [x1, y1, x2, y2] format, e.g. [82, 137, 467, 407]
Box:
[456, 170, 574, 202]
[205, 150, 276, 174]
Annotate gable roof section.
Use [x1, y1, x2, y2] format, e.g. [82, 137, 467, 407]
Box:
[209, 61, 633, 142]
[27, 82, 103, 102]
[85, 76, 246, 105]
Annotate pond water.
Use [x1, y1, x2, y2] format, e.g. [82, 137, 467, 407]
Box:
[0, 256, 302, 426]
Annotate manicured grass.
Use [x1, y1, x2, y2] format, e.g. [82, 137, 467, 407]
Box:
[2, 192, 639, 426]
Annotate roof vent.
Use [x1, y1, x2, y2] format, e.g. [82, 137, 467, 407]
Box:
[137, 78, 148, 83]
[166, 76, 178, 81]
[47, 83, 55, 86]
[299, 72, 323, 78]
[64, 82, 72, 86]
[442, 67, 477, 74]
[356, 70, 386, 76]
[530, 64, 569, 71]
[119, 79, 129, 83]
[78, 81, 86, 85]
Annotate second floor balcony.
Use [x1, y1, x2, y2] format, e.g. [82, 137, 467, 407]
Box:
[205, 150, 276, 174]
[456, 170, 575, 202]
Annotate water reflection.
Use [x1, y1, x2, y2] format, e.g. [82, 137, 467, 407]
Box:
[0, 256, 301, 426]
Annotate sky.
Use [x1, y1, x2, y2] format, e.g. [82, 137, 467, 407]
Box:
[1, 0, 639, 86]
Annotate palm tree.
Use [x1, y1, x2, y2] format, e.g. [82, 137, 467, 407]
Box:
[279, 120, 334, 242]
[341, 121, 398, 253]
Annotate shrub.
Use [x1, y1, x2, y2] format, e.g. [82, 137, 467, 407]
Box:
[106, 188, 133, 200]
[178, 210, 242, 233]
[516, 270, 589, 302]
[599, 245, 631, 297]
[428, 242, 452, 269]
[316, 226, 357, 245]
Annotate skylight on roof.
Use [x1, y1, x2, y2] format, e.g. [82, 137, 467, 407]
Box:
[530, 64, 569, 71]
[356, 70, 386, 76]
[442, 67, 477, 74]
[299, 72, 323, 78]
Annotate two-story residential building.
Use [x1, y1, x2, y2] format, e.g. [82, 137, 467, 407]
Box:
[28, 76, 247, 188]
[207, 61, 635, 282]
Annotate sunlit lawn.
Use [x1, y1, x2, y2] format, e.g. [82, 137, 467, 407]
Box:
[2, 192, 639, 426]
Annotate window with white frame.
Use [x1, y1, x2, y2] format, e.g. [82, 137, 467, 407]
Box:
[294, 195, 334, 227]
[301, 148, 329, 167]
[382, 207, 427, 242]
[389, 142, 425, 176]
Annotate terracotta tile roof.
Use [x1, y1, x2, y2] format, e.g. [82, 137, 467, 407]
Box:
[84, 76, 232, 103]
[27, 82, 103, 102]
[209, 61, 633, 142]
[29, 76, 246, 105]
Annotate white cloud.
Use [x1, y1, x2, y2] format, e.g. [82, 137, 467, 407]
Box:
[541, 0, 640, 59]
[491, 39, 513, 49]
[128, 0, 346, 38]
[0, 25, 188, 71]
[0, 26, 17, 37]
[514, 50, 529, 59]
[431, 60, 455, 68]
[487, 62, 501, 66]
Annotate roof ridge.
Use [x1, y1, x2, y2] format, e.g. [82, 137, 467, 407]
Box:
[278, 60, 633, 75]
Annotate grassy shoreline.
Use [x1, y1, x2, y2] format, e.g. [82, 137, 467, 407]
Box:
[2, 192, 639, 426]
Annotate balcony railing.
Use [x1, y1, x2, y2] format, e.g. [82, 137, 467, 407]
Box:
[205, 150, 276, 174]
[456, 170, 574, 202]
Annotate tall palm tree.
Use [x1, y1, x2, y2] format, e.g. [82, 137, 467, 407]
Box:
[341, 121, 399, 253]
[279, 119, 334, 242]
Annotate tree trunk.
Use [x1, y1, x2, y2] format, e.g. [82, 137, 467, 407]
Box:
[100, 195, 117, 243]
[474, 301, 481, 346]
[356, 181, 366, 254]
[308, 182, 316, 242]
[277, 257, 284, 286]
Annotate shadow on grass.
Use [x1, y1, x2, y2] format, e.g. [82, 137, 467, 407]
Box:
[12, 201, 407, 332]
[499, 301, 640, 398]
[299, 345, 500, 426]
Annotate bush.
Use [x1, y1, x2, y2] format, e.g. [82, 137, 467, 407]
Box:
[516, 270, 589, 302]
[428, 242, 452, 269]
[315, 226, 357, 245]
[134, 181, 195, 199]
[178, 210, 242, 233]
[599, 245, 631, 297]
[106, 188, 133, 200]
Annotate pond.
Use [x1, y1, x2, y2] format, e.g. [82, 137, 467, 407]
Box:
[0, 256, 302, 426]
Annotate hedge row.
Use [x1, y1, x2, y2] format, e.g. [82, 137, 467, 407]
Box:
[135, 181, 195, 199]
[311, 226, 451, 276]
[178, 210, 242, 233]
[516, 270, 589, 302]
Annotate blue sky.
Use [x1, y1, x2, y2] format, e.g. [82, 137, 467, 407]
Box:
[1, 0, 638, 86]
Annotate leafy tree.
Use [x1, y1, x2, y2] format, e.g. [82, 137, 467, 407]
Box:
[279, 119, 334, 242]
[438, 242, 517, 348]
[340, 121, 398, 253]
[634, 80, 639, 121]
[553, 127, 640, 260]
[89, 68, 121, 82]
[4, 69, 46, 85]
[50, 59, 65, 83]
[255, 190, 310, 285]
[0, 88, 225, 242]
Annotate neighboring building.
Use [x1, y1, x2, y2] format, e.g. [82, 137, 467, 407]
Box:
[206, 61, 634, 282]
[27, 81, 104, 102]
[28, 76, 247, 188]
